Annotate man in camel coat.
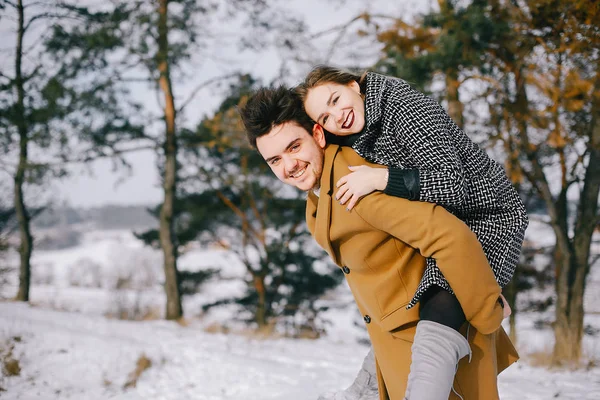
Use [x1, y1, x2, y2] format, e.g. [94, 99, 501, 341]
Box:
[240, 87, 518, 400]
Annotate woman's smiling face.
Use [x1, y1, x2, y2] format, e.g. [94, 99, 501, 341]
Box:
[304, 81, 365, 136]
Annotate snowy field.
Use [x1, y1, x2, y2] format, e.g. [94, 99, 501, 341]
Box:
[1, 222, 600, 399]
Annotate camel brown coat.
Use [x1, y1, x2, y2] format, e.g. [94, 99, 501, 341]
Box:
[306, 144, 519, 400]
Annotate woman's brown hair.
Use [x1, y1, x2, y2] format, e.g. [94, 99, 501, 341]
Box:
[295, 65, 367, 104]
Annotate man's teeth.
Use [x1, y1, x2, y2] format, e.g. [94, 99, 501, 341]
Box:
[291, 167, 307, 178]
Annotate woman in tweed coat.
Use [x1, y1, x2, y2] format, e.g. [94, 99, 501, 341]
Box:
[297, 66, 528, 399]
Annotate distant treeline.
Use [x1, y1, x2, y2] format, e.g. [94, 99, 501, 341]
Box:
[34, 205, 157, 231]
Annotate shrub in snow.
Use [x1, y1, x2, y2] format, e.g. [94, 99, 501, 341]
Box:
[100, 246, 164, 320]
[30, 261, 55, 285]
[0, 338, 21, 378]
[0, 265, 17, 293]
[123, 353, 152, 389]
[67, 257, 103, 288]
[107, 289, 161, 321]
[105, 246, 163, 290]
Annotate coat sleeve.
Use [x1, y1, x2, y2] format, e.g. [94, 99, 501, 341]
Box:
[384, 81, 467, 206]
[354, 191, 503, 334]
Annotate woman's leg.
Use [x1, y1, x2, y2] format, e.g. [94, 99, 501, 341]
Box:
[419, 285, 465, 331]
[404, 286, 471, 400]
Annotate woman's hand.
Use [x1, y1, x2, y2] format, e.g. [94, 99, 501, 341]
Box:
[335, 165, 388, 211]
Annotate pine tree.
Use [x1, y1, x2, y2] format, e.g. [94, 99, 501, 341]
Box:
[518, 0, 600, 366]
[139, 76, 342, 332]
[464, 0, 599, 364]
[375, 0, 509, 127]
[0, 1, 144, 301]
[68, 0, 279, 320]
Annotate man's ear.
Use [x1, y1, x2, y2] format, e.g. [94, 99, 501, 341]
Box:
[312, 123, 326, 148]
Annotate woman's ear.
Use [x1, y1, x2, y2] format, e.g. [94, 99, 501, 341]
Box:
[312, 124, 326, 148]
[349, 80, 361, 94]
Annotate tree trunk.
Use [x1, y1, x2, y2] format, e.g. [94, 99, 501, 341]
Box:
[552, 72, 600, 365]
[503, 129, 524, 345]
[510, 63, 585, 363]
[254, 274, 267, 327]
[14, 0, 33, 302]
[157, 0, 182, 320]
[445, 70, 464, 129]
[552, 248, 585, 365]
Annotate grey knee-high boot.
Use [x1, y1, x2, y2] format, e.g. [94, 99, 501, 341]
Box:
[404, 320, 471, 400]
[317, 348, 379, 400]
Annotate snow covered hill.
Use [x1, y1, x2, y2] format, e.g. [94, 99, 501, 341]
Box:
[1, 225, 599, 399]
[2, 303, 600, 400]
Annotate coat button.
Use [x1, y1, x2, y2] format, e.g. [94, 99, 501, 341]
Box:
[363, 315, 371, 324]
[342, 266, 350, 274]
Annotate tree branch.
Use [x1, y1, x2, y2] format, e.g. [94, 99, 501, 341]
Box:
[215, 189, 262, 241]
[308, 12, 396, 40]
[308, 14, 365, 40]
[22, 1, 48, 8]
[117, 77, 154, 83]
[461, 74, 504, 92]
[518, 130, 560, 226]
[0, 70, 14, 82]
[176, 72, 239, 114]
[590, 256, 600, 269]
[22, 63, 43, 83]
[567, 148, 587, 181]
[23, 12, 67, 33]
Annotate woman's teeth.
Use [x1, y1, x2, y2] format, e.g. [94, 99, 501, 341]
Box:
[342, 110, 354, 129]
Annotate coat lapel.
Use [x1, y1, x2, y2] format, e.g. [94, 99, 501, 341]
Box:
[306, 144, 342, 266]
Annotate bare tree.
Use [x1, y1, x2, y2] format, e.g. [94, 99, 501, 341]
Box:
[1, 0, 145, 301]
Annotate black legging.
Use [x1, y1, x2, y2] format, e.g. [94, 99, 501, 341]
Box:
[419, 286, 466, 332]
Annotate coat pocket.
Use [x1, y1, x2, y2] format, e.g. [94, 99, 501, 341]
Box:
[363, 238, 409, 320]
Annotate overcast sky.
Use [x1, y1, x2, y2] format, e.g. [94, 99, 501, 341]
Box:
[1, 0, 433, 208]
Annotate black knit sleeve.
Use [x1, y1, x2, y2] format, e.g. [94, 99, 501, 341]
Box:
[384, 167, 420, 200]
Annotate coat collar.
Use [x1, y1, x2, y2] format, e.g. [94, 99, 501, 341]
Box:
[351, 72, 389, 154]
[363, 71, 388, 130]
[306, 144, 342, 266]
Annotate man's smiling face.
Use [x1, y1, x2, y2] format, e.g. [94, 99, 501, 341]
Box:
[256, 122, 326, 192]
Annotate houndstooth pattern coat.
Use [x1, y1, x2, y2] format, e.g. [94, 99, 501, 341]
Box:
[352, 72, 529, 308]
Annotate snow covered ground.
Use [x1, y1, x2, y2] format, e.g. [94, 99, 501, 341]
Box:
[2, 302, 600, 400]
[1, 225, 600, 399]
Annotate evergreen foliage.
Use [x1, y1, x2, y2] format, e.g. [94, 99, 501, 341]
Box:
[138, 75, 341, 331]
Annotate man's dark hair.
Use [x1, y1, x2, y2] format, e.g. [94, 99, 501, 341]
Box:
[239, 86, 315, 149]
